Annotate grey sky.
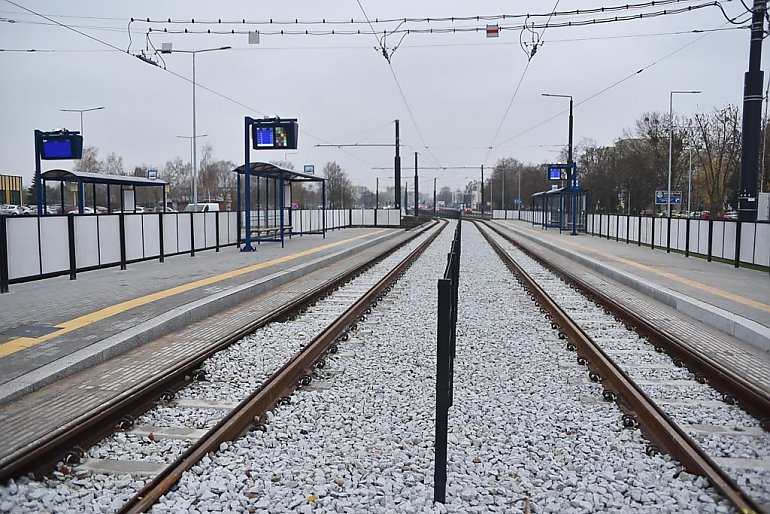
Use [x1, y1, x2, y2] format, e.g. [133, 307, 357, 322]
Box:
[0, 0, 762, 194]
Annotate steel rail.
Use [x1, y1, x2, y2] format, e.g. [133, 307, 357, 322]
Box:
[118, 220, 447, 513]
[0, 221, 438, 483]
[475, 221, 763, 514]
[483, 220, 770, 425]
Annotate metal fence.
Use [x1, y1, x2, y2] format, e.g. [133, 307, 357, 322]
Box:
[493, 210, 770, 271]
[0, 208, 402, 292]
[434, 219, 461, 504]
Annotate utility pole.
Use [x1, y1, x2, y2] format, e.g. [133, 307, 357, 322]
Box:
[376, 177, 379, 209]
[502, 168, 505, 214]
[404, 182, 408, 213]
[738, 0, 768, 222]
[395, 120, 401, 212]
[480, 165, 485, 215]
[433, 177, 437, 216]
[414, 152, 419, 217]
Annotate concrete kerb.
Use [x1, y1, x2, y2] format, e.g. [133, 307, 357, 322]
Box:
[494, 221, 770, 353]
[0, 227, 414, 405]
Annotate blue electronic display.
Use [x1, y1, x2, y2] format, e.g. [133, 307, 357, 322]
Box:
[256, 127, 274, 147]
[548, 167, 562, 180]
[42, 140, 73, 159]
[251, 118, 298, 150]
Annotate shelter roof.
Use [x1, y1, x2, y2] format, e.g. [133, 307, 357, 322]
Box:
[232, 162, 323, 182]
[41, 169, 167, 186]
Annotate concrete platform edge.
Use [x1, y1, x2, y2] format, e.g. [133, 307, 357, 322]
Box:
[0, 229, 405, 405]
[494, 221, 770, 353]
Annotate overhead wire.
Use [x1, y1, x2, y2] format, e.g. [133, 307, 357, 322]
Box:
[1, 0, 381, 171]
[493, 19, 737, 149]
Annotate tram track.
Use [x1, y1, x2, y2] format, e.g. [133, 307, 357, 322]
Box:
[475, 220, 769, 514]
[0, 221, 443, 510]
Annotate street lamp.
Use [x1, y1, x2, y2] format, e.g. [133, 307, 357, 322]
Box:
[60, 106, 105, 137]
[668, 90, 700, 217]
[164, 45, 231, 209]
[542, 93, 577, 234]
[177, 134, 208, 202]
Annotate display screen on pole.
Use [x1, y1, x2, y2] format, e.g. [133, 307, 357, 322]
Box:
[40, 133, 84, 160]
[547, 164, 567, 181]
[251, 118, 298, 150]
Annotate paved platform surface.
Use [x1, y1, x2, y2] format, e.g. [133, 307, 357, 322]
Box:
[492, 219, 770, 352]
[0, 228, 403, 403]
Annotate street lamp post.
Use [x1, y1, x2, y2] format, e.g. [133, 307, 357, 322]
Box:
[668, 90, 700, 218]
[60, 106, 105, 137]
[177, 134, 208, 203]
[542, 93, 576, 234]
[164, 46, 230, 209]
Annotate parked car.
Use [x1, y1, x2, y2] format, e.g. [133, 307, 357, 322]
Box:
[725, 210, 738, 220]
[0, 205, 24, 215]
[112, 207, 145, 214]
[184, 203, 220, 212]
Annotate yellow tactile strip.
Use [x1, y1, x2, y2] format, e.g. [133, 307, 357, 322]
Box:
[0, 230, 387, 358]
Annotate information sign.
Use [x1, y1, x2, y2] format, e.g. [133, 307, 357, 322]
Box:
[303, 164, 315, 175]
[251, 118, 298, 150]
[654, 190, 682, 205]
[547, 163, 568, 181]
[39, 132, 83, 160]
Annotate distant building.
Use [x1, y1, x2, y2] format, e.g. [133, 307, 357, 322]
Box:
[0, 174, 23, 205]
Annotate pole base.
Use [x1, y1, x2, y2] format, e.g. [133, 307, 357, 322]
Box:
[240, 244, 256, 252]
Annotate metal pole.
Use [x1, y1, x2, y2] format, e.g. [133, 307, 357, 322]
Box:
[243, 117, 254, 252]
[502, 167, 505, 215]
[666, 91, 674, 218]
[80, 111, 84, 137]
[433, 177, 437, 215]
[688, 146, 693, 214]
[34, 130, 43, 215]
[518, 167, 521, 219]
[480, 165, 485, 215]
[395, 120, 401, 211]
[414, 152, 419, 217]
[569, 98, 577, 235]
[375, 177, 379, 209]
[738, 0, 767, 221]
[192, 52, 198, 209]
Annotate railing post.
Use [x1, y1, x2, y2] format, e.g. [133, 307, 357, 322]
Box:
[215, 211, 221, 252]
[666, 216, 671, 253]
[626, 215, 630, 244]
[707, 219, 714, 262]
[67, 214, 77, 280]
[685, 217, 690, 258]
[637, 215, 642, 247]
[434, 277, 451, 504]
[158, 212, 165, 263]
[190, 212, 196, 257]
[651, 217, 656, 250]
[734, 221, 742, 268]
[119, 213, 127, 270]
[0, 216, 9, 293]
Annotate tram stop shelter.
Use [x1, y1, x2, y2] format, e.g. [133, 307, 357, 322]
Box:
[233, 162, 326, 249]
[532, 185, 588, 233]
[40, 169, 168, 214]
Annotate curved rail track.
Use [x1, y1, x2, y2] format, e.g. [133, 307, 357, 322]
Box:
[476, 220, 768, 514]
[0, 221, 443, 488]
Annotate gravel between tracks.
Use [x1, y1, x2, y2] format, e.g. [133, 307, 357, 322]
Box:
[149, 221, 732, 513]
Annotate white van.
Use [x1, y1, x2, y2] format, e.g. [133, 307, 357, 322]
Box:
[184, 202, 220, 212]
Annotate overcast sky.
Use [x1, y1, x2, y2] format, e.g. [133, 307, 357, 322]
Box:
[0, 0, 763, 194]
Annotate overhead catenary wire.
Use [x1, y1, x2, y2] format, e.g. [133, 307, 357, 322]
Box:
[1, 25, 749, 54]
[1, 0, 381, 172]
[492, 20, 735, 149]
[139, 3, 726, 37]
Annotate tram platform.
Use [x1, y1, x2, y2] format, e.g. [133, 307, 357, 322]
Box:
[492, 219, 770, 353]
[0, 227, 403, 405]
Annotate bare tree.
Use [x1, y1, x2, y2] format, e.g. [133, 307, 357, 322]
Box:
[323, 161, 353, 208]
[74, 145, 101, 173]
[102, 152, 125, 176]
[691, 105, 741, 213]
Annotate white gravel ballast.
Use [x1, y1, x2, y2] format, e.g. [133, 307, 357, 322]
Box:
[148, 221, 733, 513]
